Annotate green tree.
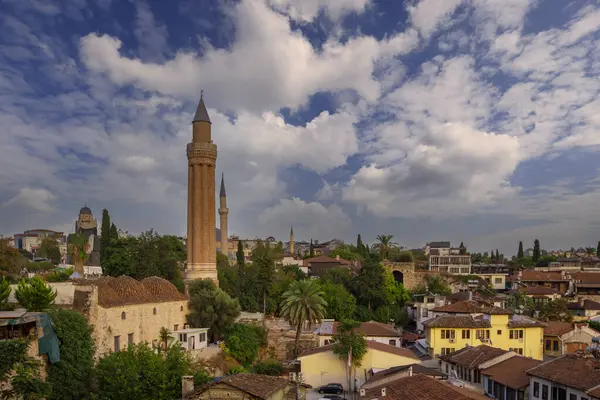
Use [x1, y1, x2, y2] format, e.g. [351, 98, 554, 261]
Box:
[159, 327, 172, 350]
[37, 236, 61, 265]
[538, 299, 573, 322]
[321, 282, 356, 321]
[280, 280, 327, 357]
[356, 234, 364, 253]
[413, 275, 452, 296]
[0, 339, 51, 400]
[251, 241, 278, 325]
[328, 244, 363, 262]
[352, 259, 386, 311]
[236, 240, 245, 267]
[224, 323, 266, 366]
[374, 234, 395, 260]
[597, 241, 600, 257]
[495, 249, 500, 262]
[68, 233, 89, 275]
[100, 209, 111, 265]
[96, 343, 193, 400]
[251, 360, 282, 376]
[15, 277, 57, 311]
[309, 239, 314, 257]
[0, 237, 26, 273]
[532, 239, 541, 262]
[47, 309, 95, 400]
[218, 262, 241, 300]
[322, 267, 352, 287]
[186, 279, 241, 341]
[109, 223, 118, 239]
[517, 241, 524, 259]
[331, 320, 367, 394]
[0, 276, 11, 310]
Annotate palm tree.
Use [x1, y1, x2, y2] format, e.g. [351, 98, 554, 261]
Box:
[68, 233, 89, 275]
[280, 280, 327, 357]
[159, 327, 172, 350]
[373, 234, 396, 260]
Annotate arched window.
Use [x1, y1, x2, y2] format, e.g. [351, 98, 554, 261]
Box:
[180, 305, 184, 311]
[153, 308, 157, 315]
[121, 312, 126, 320]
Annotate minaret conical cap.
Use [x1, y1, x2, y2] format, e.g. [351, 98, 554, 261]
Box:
[192, 90, 211, 124]
[220, 173, 226, 197]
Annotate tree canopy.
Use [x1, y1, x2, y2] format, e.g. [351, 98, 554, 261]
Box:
[15, 277, 57, 311]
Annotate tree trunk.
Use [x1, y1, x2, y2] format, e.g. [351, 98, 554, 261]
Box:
[294, 320, 302, 357]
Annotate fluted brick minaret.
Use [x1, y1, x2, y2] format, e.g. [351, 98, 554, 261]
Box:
[186, 92, 218, 285]
[219, 173, 229, 258]
[289, 226, 294, 255]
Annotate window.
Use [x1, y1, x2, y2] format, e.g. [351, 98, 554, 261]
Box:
[582, 398, 589, 400]
[533, 382, 539, 397]
[114, 336, 120, 352]
[174, 324, 179, 331]
[495, 278, 502, 284]
[542, 384, 548, 400]
[545, 340, 552, 350]
[324, 339, 331, 345]
[462, 330, 470, 339]
[569, 395, 576, 400]
[476, 330, 490, 340]
[180, 306, 184, 311]
[153, 308, 157, 315]
[441, 348, 455, 356]
[514, 348, 523, 355]
[423, 309, 429, 317]
[509, 329, 524, 339]
[497, 330, 502, 335]
[553, 340, 559, 351]
[445, 363, 449, 373]
[121, 312, 126, 320]
[389, 339, 397, 346]
[128, 333, 134, 346]
[487, 378, 493, 393]
[474, 369, 480, 384]
[427, 297, 435, 303]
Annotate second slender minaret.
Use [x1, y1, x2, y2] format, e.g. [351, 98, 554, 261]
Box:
[289, 226, 295, 255]
[186, 92, 218, 285]
[219, 173, 229, 257]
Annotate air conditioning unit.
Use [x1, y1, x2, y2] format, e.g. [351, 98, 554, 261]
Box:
[297, 372, 303, 381]
[359, 389, 366, 397]
[449, 338, 456, 343]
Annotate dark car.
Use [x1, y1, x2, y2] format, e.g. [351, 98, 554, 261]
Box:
[318, 383, 344, 394]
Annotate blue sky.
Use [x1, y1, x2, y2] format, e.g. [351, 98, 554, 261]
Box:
[1, 0, 600, 256]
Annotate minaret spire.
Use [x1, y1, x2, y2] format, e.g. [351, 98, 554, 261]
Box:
[289, 226, 295, 255]
[219, 172, 229, 259]
[192, 90, 211, 124]
[220, 173, 226, 197]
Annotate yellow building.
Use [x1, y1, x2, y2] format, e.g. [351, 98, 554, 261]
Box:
[297, 341, 420, 390]
[423, 307, 545, 360]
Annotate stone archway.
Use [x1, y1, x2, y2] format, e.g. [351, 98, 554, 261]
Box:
[393, 270, 404, 285]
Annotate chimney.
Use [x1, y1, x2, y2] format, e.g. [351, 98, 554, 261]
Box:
[359, 388, 366, 397]
[182, 375, 194, 399]
[468, 291, 473, 301]
[381, 388, 386, 397]
[408, 366, 413, 376]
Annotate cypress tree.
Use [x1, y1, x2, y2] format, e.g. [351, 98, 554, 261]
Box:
[100, 209, 111, 264]
[495, 249, 500, 261]
[309, 239, 314, 257]
[357, 234, 363, 252]
[597, 241, 600, 257]
[533, 239, 541, 262]
[490, 249, 495, 262]
[236, 240, 245, 267]
[109, 223, 118, 239]
[517, 241, 524, 259]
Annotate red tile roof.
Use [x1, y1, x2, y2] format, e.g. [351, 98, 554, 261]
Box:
[519, 285, 559, 295]
[568, 299, 600, 311]
[519, 271, 568, 282]
[190, 374, 290, 399]
[303, 255, 351, 265]
[423, 315, 491, 329]
[298, 341, 419, 360]
[544, 322, 575, 337]
[527, 355, 600, 393]
[321, 321, 402, 337]
[432, 300, 511, 315]
[362, 374, 486, 400]
[439, 345, 509, 368]
[482, 356, 542, 389]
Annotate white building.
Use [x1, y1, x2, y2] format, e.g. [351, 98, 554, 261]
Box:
[410, 294, 448, 332]
[426, 242, 471, 275]
[527, 354, 600, 400]
[170, 327, 208, 351]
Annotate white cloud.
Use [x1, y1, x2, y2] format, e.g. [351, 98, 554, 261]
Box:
[408, 0, 464, 39]
[268, 0, 370, 22]
[2, 187, 56, 213]
[258, 198, 352, 239]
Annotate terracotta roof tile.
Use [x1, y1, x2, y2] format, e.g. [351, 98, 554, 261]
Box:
[482, 356, 542, 389]
[304, 255, 351, 265]
[519, 271, 568, 282]
[544, 322, 575, 337]
[519, 285, 559, 295]
[298, 341, 419, 360]
[568, 299, 600, 311]
[95, 275, 187, 308]
[571, 272, 600, 284]
[362, 374, 484, 400]
[423, 315, 491, 329]
[322, 321, 401, 337]
[194, 374, 290, 399]
[527, 355, 600, 392]
[439, 345, 509, 368]
[432, 300, 511, 315]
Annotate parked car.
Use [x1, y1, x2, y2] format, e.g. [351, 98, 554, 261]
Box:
[322, 396, 347, 400]
[318, 383, 344, 394]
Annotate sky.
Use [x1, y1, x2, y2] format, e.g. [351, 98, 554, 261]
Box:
[1, 0, 600, 256]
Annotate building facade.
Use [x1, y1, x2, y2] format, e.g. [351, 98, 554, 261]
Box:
[426, 242, 471, 275]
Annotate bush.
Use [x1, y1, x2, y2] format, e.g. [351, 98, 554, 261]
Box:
[251, 360, 282, 376]
[224, 323, 266, 366]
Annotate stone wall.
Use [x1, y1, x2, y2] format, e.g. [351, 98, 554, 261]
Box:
[263, 318, 318, 361]
[384, 262, 436, 290]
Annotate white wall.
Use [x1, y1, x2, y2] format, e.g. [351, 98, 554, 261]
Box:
[529, 377, 589, 400]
